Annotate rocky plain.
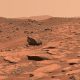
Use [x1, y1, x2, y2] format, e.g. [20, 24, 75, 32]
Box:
[0, 16, 80, 80]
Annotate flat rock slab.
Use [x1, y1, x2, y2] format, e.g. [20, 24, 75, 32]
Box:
[34, 64, 61, 73]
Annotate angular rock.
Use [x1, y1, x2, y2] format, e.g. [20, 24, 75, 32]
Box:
[27, 55, 49, 61]
[26, 50, 54, 60]
[27, 36, 42, 46]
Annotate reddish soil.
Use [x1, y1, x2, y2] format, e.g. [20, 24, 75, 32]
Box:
[0, 16, 80, 80]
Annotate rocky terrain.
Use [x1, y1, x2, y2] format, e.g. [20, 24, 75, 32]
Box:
[0, 16, 80, 80]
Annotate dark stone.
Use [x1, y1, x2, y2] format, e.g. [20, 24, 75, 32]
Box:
[69, 75, 76, 80]
[30, 74, 34, 77]
[69, 63, 77, 65]
[27, 56, 49, 61]
[27, 36, 42, 46]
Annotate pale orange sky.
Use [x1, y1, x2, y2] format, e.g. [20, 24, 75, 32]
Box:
[0, 0, 80, 18]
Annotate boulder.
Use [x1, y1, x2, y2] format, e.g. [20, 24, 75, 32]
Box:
[27, 36, 42, 46]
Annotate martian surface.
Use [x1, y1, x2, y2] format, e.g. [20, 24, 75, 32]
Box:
[0, 16, 80, 80]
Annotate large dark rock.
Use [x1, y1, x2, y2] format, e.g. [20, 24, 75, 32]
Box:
[27, 36, 42, 46]
[27, 55, 49, 61]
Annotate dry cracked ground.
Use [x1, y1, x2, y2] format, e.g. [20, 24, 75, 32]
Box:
[0, 16, 80, 80]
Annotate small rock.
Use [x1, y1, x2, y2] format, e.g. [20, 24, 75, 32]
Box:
[69, 75, 76, 80]
[32, 72, 48, 80]
[66, 69, 80, 75]
[66, 59, 80, 65]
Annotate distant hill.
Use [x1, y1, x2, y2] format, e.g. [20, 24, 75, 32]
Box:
[19, 15, 52, 21]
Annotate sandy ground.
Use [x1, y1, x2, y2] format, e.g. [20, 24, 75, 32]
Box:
[0, 16, 80, 80]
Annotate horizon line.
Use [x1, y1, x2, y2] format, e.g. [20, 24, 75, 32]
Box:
[1, 15, 80, 19]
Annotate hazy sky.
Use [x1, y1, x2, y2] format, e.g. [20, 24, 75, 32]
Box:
[0, 0, 80, 18]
